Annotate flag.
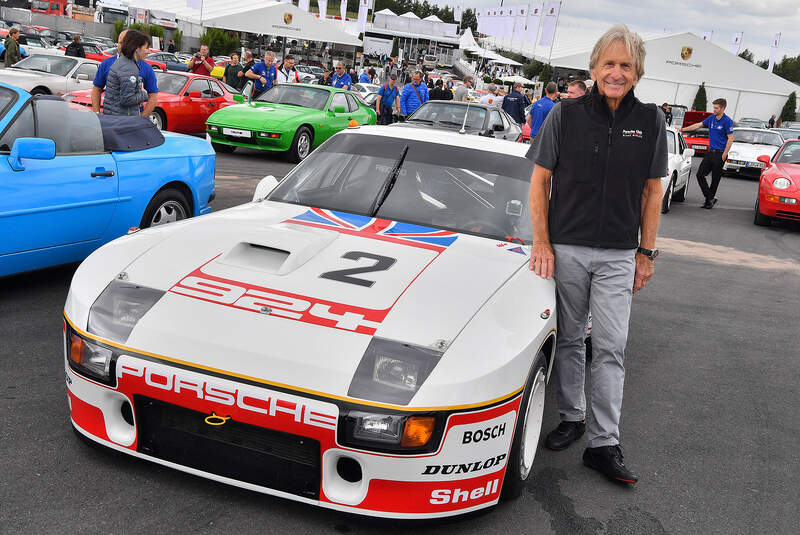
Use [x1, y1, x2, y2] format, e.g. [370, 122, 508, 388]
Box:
[357, 0, 369, 34]
[729, 32, 743, 55]
[476, 8, 483, 33]
[298, 0, 310, 12]
[513, 5, 527, 42]
[539, 2, 560, 47]
[526, 3, 543, 43]
[340, 0, 347, 21]
[318, 0, 327, 18]
[186, 0, 202, 9]
[701, 31, 712, 42]
[454, 5, 462, 23]
[768, 32, 781, 72]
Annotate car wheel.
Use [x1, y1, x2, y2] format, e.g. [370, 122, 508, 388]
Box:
[211, 142, 236, 153]
[287, 127, 312, 163]
[30, 87, 49, 96]
[661, 174, 675, 214]
[672, 172, 689, 202]
[149, 109, 166, 130]
[753, 197, 771, 226]
[502, 349, 548, 500]
[140, 188, 190, 228]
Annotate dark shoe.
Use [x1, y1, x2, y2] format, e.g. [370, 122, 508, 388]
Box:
[583, 445, 638, 484]
[702, 200, 712, 209]
[545, 420, 585, 450]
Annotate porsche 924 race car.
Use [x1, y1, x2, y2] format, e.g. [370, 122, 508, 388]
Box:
[64, 125, 556, 518]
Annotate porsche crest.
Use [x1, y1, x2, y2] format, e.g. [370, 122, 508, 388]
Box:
[283, 12, 293, 25]
[681, 46, 693, 60]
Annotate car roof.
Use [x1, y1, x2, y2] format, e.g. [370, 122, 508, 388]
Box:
[340, 125, 530, 157]
[417, 100, 496, 111]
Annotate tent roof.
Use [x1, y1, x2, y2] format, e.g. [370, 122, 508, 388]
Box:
[374, 8, 396, 15]
[423, 15, 443, 22]
[399, 11, 420, 19]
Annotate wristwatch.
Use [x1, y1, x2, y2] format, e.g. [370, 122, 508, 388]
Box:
[636, 247, 659, 261]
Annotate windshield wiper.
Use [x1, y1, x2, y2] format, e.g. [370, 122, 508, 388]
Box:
[369, 144, 409, 217]
[407, 118, 433, 123]
[436, 120, 467, 126]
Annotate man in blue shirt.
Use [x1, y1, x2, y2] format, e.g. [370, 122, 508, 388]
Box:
[359, 69, 371, 84]
[681, 97, 735, 208]
[400, 71, 429, 117]
[330, 62, 351, 90]
[245, 51, 277, 97]
[375, 73, 401, 125]
[91, 29, 159, 117]
[528, 82, 557, 138]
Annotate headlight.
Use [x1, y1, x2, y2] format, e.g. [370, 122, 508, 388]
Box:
[207, 125, 219, 131]
[347, 338, 442, 405]
[728, 151, 738, 158]
[87, 280, 165, 344]
[340, 410, 439, 453]
[68, 331, 114, 384]
[773, 177, 792, 189]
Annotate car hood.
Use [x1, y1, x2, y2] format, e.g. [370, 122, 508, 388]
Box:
[729, 142, 780, 160]
[207, 102, 314, 128]
[110, 201, 529, 399]
[0, 68, 62, 81]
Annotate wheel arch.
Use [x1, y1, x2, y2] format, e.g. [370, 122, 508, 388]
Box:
[151, 180, 195, 216]
[31, 86, 51, 95]
[540, 332, 556, 382]
[152, 107, 167, 129]
[298, 123, 316, 145]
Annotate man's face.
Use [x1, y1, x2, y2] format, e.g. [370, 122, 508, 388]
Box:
[199, 46, 209, 57]
[285, 58, 294, 69]
[713, 103, 724, 116]
[335, 64, 344, 75]
[231, 54, 239, 64]
[567, 85, 585, 98]
[265, 55, 274, 66]
[591, 41, 637, 101]
[413, 73, 421, 84]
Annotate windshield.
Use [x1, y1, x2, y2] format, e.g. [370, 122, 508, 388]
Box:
[256, 85, 329, 109]
[13, 55, 76, 76]
[734, 130, 783, 146]
[408, 102, 487, 130]
[776, 141, 800, 164]
[155, 72, 187, 94]
[268, 133, 534, 242]
[775, 129, 800, 140]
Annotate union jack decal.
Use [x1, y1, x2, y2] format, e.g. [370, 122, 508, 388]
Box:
[286, 208, 458, 252]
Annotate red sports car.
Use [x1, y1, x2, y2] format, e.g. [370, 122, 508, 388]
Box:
[66, 71, 240, 134]
[681, 110, 712, 155]
[754, 140, 800, 226]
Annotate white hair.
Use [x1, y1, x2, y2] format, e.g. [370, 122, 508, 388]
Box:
[589, 23, 645, 80]
[265, 51, 275, 58]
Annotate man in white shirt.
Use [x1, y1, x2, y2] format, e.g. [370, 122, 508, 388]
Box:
[480, 85, 502, 107]
[276, 55, 300, 84]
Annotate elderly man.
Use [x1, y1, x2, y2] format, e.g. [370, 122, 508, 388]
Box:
[91, 29, 158, 117]
[329, 62, 351, 90]
[527, 24, 667, 485]
[246, 51, 277, 97]
[400, 70, 429, 117]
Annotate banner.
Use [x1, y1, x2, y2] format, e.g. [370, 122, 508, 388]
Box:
[357, 0, 369, 34]
[454, 5, 462, 23]
[526, 2, 543, 43]
[186, 0, 201, 9]
[701, 31, 712, 42]
[298, 0, 310, 12]
[318, 0, 327, 18]
[539, 2, 560, 47]
[513, 5, 527, 43]
[499, 7, 514, 40]
[768, 32, 781, 73]
[729, 32, 743, 55]
[476, 8, 483, 33]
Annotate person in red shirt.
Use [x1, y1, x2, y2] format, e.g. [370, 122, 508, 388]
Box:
[188, 44, 215, 76]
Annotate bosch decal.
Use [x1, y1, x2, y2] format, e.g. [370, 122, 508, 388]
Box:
[462, 423, 506, 444]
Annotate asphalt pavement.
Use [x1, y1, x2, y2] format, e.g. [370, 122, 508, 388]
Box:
[1, 154, 799, 534]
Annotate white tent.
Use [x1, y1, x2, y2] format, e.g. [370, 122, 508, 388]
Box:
[423, 15, 443, 22]
[374, 8, 396, 16]
[399, 12, 420, 18]
[549, 32, 798, 120]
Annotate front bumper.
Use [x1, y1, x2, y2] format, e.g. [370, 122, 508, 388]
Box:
[724, 159, 764, 175]
[206, 125, 291, 152]
[758, 189, 800, 221]
[64, 319, 520, 519]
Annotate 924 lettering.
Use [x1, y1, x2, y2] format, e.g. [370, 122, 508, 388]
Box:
[429, 479, 500, 505]
[462, 423, 506, 444]
[422, 454, 507, 475]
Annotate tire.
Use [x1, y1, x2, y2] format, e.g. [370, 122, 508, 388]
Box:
[148, 109, 166, 130]
[30, 87, 49, 96]
[287, 126, 312, 163]
[140, 188, 190, 229]
[661, 174, 675, 214]
[502, 349, 548, 500]
[211, 142, 236, 153]
[754, 197, 771, 226]
[672, 172, 689, 202]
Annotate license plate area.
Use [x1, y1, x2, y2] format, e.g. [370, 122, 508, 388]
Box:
[223, 128, 251, 138]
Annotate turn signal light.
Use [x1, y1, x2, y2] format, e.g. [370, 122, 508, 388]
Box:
[70, 334, 86, 365]
[401, 416, 435, 447]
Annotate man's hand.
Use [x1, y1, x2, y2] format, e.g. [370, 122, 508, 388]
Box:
[529, 241, 555, 279]
[633, 253, 654, 293]
[722, 151, 728, 161]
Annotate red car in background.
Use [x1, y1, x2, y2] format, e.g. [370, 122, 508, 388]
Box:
[681, 110, 713, 155]
[754, 140, 800, 226]
[101, 47, 167, 71]
[57, 42, 109, 62]
[66, 71, 239, 134]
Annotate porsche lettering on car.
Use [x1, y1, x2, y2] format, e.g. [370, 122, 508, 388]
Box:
[64, 126, 556, 518]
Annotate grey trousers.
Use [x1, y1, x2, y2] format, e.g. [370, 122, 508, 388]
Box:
[552, 244, 636, 448]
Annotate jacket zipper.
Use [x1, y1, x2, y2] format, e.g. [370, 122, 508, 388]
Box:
[596, 125, 613, 242]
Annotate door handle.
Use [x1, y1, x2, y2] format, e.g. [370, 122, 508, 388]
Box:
[91, 170, 115, 177]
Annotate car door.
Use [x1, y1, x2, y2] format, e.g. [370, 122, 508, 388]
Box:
[65, 61, 97, 94]
[488, 110, 505, 138]
[0, 97, 118, 257]
[324, 93, 351, 136]
[676, 132, 692, 187]
[345, 92, 370, 125]
[182, 78, 217, 133]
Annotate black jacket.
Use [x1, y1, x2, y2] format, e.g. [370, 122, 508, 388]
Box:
[168, 43, 176, 53]
[64, 41, 85, 58]
[429, 87, 452, 101]
[501, 90, 526, 124]
[550, 87, 660, 249]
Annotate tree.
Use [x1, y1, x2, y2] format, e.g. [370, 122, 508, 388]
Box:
[200, 27, 240, 56]
[148, 25, 164, 39]
[173, 30, 183, 51]
[693, 82, 707, 111]
[113, 19, 125, 42]
[780, 91, 797, 122]
[461, 8, 477, 32]
[757, 59, 769, 69]
[391, 37, 398, 57]
[538, 64, 552, 83]
[738, 49, 754, 63]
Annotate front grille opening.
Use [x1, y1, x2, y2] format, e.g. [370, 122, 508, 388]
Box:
[336, 457, 362, 483]
[120, 400, 134, 425]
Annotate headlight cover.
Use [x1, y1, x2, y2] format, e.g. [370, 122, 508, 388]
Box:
[87, 280, 165, 344]
[68, 330, 115, 384]
[773, 177, 792, 189]
[339, 410, 440, 453]
[347, 338, 442, 405]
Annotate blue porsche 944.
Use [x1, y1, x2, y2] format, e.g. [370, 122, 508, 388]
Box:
[0, 83, 215, 277]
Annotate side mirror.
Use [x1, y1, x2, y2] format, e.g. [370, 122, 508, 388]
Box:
[188, 90, 202, 98]
[682, 148, 695, 158]
[76, 73, 89, 81]
[252, 175, 279, 202]
[8, 137, 56, 171]
[232, 94, 244, 104]
[757, 155, 771, 165]
[241, 80, 254, 104]
[333, 105, 346, 114]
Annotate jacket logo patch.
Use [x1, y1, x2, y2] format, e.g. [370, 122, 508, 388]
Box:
[622, 129, 643, 139]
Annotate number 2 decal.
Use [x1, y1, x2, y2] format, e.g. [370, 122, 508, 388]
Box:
[320, 251, 396, 288]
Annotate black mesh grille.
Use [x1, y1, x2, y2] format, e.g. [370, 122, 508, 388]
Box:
[134, 396, 320, 499]
[777, 210, 800, 220]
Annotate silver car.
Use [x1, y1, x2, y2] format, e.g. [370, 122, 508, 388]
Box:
[0, 55, 99, 96]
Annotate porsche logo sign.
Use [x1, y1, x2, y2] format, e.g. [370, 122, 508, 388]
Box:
[283, 12, 293, 25]
[681, 46, 693, 60]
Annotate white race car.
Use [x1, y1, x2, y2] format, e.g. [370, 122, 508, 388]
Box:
[661, 126, 694, 213]
[723, 127, 783, 177]
[64, 126, 556, 519]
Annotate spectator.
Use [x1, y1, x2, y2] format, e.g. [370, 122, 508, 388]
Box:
[245, 51, 277, 97]
[375, 73, 401, 125]
[528, 82, 558, 138]
[502, 82, 527, 124]
[223, 53, 245, 91]
[768, 114, 776, 128]
[400, 70, 429, 117]
[3, 28, 20, 68]
[454, 75, 472, 102]
[276, 54, 300, 83]
[479, 85, 498, 106]
[660, 102, 672, 125]
[92, 29, 158, 118]
[167, 39, 176, 53]
[330, 62, 351, 90]
[429, 79, 452, 101]
[359, 68, 371, 84]
[188, 44, 214, 76]
[368, 67, 379, 84]
[567, 80, 587, 99]
[64, 34, 85, 58]
[104, 30, 151, 116]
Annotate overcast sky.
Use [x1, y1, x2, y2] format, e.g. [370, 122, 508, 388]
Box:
[442, 1, 800, 62]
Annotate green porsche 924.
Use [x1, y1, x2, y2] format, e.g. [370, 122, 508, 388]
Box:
[205, 83, 377, 162]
